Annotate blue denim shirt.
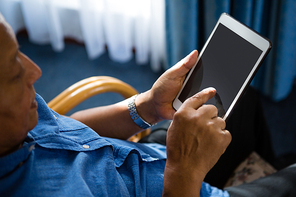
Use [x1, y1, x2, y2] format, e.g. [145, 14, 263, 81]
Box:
[0, 94, 229, 197]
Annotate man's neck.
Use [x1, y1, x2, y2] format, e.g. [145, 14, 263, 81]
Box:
[0, 143, 22, 157]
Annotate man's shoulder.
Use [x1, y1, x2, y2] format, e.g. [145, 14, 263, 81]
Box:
[30, 94, 110, 151]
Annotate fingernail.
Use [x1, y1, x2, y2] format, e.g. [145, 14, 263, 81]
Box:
[205, 87, 216, 93]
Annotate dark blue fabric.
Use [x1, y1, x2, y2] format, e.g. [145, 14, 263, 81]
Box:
[0, 94, 229, 196]
[166, 0, 296, 101]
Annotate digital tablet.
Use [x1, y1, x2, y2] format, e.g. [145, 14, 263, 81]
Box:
[172, 13, 271, 121]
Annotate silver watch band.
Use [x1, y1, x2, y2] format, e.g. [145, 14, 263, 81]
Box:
[127, 94, 152, 129]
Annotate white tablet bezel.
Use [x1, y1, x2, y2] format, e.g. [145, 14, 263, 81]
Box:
[172, 13, 271, 121]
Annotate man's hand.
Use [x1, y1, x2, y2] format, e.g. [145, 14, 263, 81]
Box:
[163, 88, 232, 197]
[136, 50, 199, 124]
[167, 88, 231, 174]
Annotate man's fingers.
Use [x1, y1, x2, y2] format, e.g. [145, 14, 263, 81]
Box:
[182, 87, 217, 110]
[221, 129, 232, 152]
[169, 50, 199, 78]
[213, 116, 226, 130]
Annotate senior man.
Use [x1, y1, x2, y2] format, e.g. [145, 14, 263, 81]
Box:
[0, 13, 295, 197]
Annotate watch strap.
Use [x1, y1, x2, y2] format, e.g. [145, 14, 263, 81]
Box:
[127, 94, 152, 129]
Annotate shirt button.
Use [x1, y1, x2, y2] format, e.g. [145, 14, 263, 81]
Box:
[82, 144, 90, 149]
[29, 145, 35, 152]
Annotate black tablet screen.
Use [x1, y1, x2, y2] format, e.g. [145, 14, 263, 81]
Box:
[178, 23, 262, 117]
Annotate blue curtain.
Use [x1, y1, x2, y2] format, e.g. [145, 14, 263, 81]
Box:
[165, 0, 296, 101]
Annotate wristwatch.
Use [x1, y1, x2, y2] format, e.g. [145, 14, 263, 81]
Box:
[127, 94, 153, 129]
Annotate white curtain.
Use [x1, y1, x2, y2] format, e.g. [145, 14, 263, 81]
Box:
[0, 0, 166, 71]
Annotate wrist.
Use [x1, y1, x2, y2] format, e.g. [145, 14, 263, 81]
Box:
[127, 94, 154, 129]
[134, 91, 160, 126]
[163, 162, 204, 197]
[165, 158, 207, 181]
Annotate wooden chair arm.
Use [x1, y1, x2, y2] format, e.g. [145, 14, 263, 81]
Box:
[48, 76, 150, 142]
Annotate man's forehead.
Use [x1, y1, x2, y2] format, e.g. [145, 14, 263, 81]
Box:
[0, 13, 8, 35]
[0, 16, 15, 41]
[0, 13, 4, 22]
[0, 14, 18, 48]
[0, 15, 18, 75]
